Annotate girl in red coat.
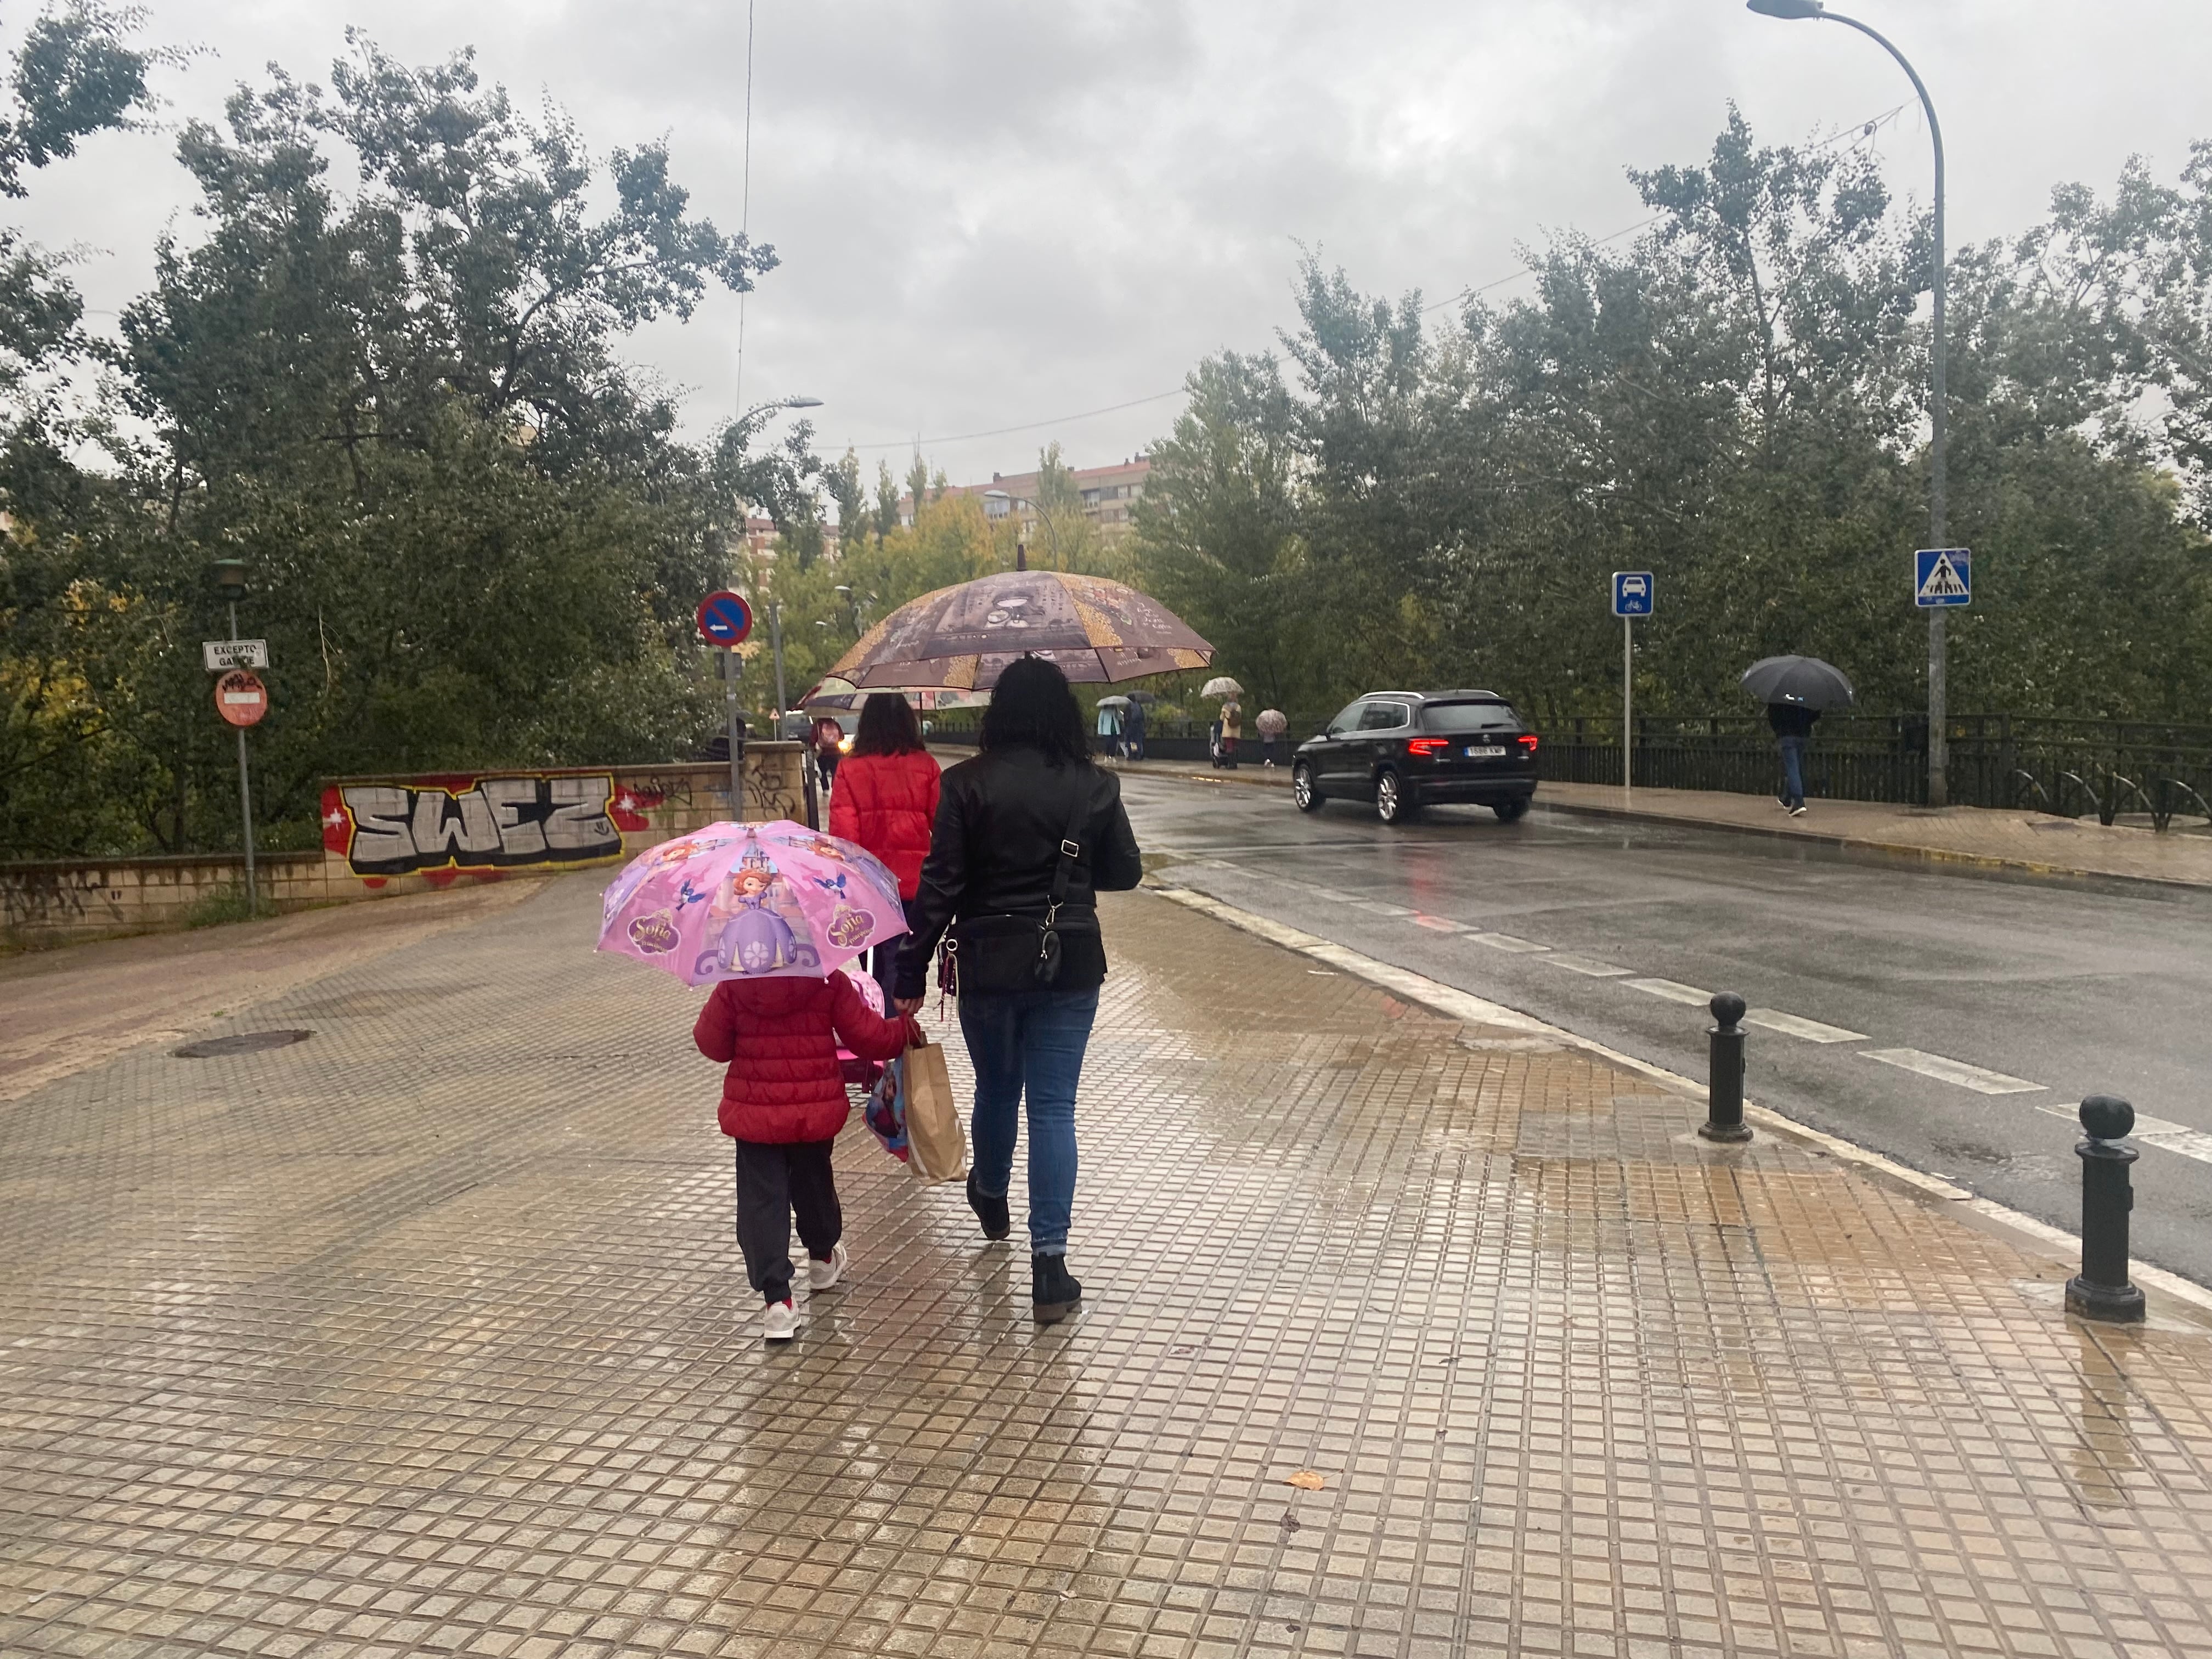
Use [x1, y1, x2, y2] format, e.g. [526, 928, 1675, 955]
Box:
[694, 970, 919, 1343]
[828, 693, 943, 1005]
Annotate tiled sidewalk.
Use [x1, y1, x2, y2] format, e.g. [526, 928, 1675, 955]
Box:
[1101, 754, 2212, 890]
[4, 874, 2211, 1658]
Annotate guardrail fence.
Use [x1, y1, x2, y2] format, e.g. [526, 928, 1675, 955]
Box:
[928, 708, 2212, 830]
[1539, 714, 2212, 829]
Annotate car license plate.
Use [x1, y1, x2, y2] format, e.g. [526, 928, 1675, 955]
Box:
[1465, 744, 1507, 758]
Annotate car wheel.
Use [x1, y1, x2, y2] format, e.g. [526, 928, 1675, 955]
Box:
[1492, 796, 1530, 823]
[1293, 762, 1325, 812]
[1376, 769, 1418, 824]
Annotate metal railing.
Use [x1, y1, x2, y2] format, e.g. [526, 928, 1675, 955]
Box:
[928, 706, 2212, 830]
[1540, 713, 2212, 830]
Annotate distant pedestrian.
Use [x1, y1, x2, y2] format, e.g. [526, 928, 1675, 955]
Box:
[1095, 701, 1121, 758]
[693, 969, 921, 1344]
[895, 656, 1144, 1324]
[830, 692, 942, 1008]
[1124, 699, 1146, 760]
[811, 715, 846, 791]
[1768, 698, 1819, 816]
[1219, 701, 1242, 770]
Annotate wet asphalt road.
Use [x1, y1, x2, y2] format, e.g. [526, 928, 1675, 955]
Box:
[1117, 771, 2212, 1289]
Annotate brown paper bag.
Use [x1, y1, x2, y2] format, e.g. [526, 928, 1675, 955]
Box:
[901, 1040, 968, 1184]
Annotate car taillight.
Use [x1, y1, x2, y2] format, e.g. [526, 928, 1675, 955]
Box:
[1518, 734, 1539, 754]
[1407, 737, 1448, 757]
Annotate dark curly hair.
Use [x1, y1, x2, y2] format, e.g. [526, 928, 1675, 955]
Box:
[980, 655, 1092, 768]
[851, 692, 924, 756]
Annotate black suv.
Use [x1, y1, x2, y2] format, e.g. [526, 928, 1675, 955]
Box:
[1292, 691, 1539, 825]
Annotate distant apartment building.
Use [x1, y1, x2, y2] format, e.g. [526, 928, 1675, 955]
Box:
[899, 456, 1152, 542]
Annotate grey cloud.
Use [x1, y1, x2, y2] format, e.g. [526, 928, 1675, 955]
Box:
[9, 0, 2212, 482]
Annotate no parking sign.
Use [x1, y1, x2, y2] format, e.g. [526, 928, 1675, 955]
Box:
[696, 590, 754, 646]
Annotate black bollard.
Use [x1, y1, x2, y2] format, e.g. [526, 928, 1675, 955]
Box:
[2066, 1095, 2146, 1323]
[1699, 992, 1752, 1143]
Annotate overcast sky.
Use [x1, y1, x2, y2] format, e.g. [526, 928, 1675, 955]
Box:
[15, 1, 2212, 487]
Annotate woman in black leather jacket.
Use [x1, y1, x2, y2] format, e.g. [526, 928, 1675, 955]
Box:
[894, 656, 1143, 1322]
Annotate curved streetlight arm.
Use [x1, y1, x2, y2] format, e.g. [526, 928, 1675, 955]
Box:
[982, 491, 1062, 571]
[732, 394, 825, 435]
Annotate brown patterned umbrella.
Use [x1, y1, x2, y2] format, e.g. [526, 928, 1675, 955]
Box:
[827, 571, 1214, 691]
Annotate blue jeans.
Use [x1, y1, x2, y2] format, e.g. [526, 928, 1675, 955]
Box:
[957, 986, 1101, 1255]
[1779, 735, 1808, 809]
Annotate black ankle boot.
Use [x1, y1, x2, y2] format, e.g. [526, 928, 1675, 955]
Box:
[967, 1171, 1010, 1241]
[1032, 1254, 1082, 1324]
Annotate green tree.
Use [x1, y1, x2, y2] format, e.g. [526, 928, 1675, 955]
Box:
[1133, 354, 1317, 710]
[3, 30, 802, 859]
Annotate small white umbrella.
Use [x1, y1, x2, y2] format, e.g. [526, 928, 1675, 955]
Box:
[1255, 709, 1287, 736]
[1200, 676, 1244, 698]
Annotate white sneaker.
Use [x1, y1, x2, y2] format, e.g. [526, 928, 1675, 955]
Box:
[1790, 805, 1808, 817]
[763, 1299, 798, 1344]
[808, 1243, 848, 1291]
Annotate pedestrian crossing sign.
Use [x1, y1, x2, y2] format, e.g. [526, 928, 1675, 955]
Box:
[1914, 548, 1971, 607]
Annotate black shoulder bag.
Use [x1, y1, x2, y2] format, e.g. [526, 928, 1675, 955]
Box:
[943, 784, 1096, 995]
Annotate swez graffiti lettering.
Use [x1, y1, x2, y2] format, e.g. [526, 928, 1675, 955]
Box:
[322, 774, 622, 878]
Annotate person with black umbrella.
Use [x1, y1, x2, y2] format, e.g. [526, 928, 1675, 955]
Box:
[1768, 697, 1819, 816]
[1740, 656, 1855, 818]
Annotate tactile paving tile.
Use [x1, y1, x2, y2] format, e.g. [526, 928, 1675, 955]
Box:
[2, 875, 2210, 1658]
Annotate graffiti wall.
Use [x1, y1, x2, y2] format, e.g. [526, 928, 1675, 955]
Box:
[2, 749, 814, 945]
[321, 773, 625, 878]
[319, 750, 810, 891]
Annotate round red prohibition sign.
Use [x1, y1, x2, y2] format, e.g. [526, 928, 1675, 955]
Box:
[215, 668, 269, 727]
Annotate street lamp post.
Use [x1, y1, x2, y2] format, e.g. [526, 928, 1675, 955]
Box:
[723, 394, 818, 748]
[767, 599, 788, 724]
[1747, 0, 1949, 806]
[211, 557, 258, 915]
[981, 490, 1061, 571]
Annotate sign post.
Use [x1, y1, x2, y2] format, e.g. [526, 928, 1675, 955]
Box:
[210, 662, 269, 913]
[696, 590, 755, 820]
[1914, 550, 1969, 808]
[1612, 573, 1654, 791]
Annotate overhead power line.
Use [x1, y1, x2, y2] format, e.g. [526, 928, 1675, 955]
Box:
[845, 102, 1914, 451]
[842, 388, 1190, 452]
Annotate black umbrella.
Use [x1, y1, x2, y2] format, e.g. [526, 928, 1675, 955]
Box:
[1740, 656, 1854, 710]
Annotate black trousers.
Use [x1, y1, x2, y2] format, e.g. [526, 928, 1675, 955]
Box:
[732, 1137, 842, 1304]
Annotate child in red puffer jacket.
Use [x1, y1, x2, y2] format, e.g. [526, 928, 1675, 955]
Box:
[695, 970, 921, 1344]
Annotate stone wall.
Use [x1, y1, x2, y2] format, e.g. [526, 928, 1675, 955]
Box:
[2, 745, 812, 949]
[0, 851, 338, 947]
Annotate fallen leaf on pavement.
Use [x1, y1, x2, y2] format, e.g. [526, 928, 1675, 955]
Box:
[1284, 1470, 1327, 1491]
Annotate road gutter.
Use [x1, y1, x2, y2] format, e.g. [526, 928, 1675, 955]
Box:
[1150, 878, 2212, 1319]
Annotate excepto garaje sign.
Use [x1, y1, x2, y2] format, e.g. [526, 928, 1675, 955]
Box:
[202, 639, 270, 670]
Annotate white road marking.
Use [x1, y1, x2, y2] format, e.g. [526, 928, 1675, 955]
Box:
[1860, 1048, 2044, 1095]
[1410, 914, 1468, 933]
[1623, 978, 1713, 1006]
[1351, 900, 1415, 917]
[2138, 1124, 2212, 1164]
[2038, 1104, 2212, 1167]
[1467, 932, 1550, 954]
[1742, 1009, 1867, 1044]
[1543, 953, 1632, 978]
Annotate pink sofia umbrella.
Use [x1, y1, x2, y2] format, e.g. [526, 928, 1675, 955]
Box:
[596, 820, 909, 986]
